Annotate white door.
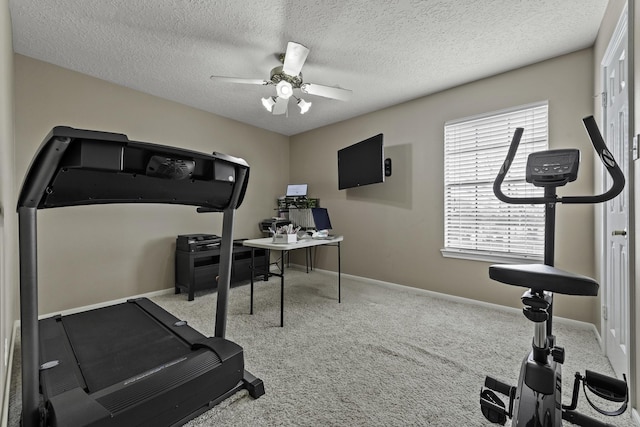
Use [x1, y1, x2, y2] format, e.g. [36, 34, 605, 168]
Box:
[602, 5, 630, 379]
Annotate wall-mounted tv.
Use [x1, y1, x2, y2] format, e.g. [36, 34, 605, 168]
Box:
[337, 133, 384, 190]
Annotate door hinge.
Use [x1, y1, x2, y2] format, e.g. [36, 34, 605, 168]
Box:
[602, 305, 608, 320]
[602, 91, 607, 108]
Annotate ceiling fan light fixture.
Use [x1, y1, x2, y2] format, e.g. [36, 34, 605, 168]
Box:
[276, 80, 293, 99]
[297, 97, 312, 114]
[211, 42, 352, 119]
[261, 96, 276, 112]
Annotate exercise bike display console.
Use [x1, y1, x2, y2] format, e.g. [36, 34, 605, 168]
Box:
[526, 148, 579, 187]
[479, 116, 628, 427]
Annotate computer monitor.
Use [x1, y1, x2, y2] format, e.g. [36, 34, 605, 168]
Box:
[286, 184, 308, 197]
[311, 208, 332, 231]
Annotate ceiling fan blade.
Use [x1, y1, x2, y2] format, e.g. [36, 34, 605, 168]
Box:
[282, 42, 309, 76]
[210, 75, 270, 85]
[300, 83, 352, 101]
[272, 96, 289, 115]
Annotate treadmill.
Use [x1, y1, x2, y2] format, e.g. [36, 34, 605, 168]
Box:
[18, 127, 264, 427]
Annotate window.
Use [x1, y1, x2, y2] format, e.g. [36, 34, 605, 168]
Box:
[442, 102, 548, 262]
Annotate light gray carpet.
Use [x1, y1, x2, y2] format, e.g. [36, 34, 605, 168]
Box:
[7, 269, 638, 426]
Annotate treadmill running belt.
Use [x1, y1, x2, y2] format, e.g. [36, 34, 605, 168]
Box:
[61, 302, 190, 392]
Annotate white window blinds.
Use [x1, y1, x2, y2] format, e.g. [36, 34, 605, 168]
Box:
[443, 102, 548, 261]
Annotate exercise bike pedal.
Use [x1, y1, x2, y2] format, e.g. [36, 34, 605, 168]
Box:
[480, 389, 507, 425]
[480, 376, 516, 424]
[563, 371, 628, 418]
[584, 370, 628, 403]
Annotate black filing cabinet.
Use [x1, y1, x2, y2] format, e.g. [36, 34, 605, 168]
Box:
[175, 237, 268, 301]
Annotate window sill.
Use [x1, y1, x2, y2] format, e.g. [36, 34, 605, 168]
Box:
[440, 248, 542, 264]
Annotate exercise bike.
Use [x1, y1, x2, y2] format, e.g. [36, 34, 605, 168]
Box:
[479, 115, 629, 426]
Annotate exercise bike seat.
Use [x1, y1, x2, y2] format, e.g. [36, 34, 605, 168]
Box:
[489, 264, 599, 296]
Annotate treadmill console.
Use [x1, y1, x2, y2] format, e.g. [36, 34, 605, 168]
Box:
[525, 149, 580, 187]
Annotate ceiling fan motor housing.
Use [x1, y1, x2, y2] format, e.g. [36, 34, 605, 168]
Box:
[270, 65, 302, 88]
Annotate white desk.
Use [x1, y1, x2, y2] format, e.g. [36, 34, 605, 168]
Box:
[243, 236, 343, 327]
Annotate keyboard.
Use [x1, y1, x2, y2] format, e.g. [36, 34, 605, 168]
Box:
[312, 235, 339, 240]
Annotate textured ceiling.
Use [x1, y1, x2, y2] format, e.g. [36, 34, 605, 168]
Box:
[9, 0, 608, 136]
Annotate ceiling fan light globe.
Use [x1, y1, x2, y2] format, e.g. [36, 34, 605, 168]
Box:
[261, 96, 276, 112]
[298, 98, 312, 114]
[276, 80, 293, 99]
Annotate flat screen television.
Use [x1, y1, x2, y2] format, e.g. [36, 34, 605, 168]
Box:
[337, 133, 384, 190]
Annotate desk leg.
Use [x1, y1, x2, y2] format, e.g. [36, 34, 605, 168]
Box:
[305, 247, 309, 273]
[187, 259, 195, 301]
[338, 242, 341, 303]
[263, 249, 270, 281]
[250, 247, 255, 315]
[280, 250, 286, 327]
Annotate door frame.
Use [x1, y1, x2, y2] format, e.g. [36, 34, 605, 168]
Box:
[599, 0, 636, 406]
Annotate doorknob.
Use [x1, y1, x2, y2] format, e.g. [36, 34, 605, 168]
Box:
[612, 230, 628, 236]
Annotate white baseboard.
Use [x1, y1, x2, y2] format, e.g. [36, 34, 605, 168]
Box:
[292, 263, 600, 333]
[38, 287, 175, 320]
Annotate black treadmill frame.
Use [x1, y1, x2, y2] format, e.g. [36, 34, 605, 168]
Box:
[17, 126, 263, 426]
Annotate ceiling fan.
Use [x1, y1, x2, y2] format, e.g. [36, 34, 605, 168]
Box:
[210, 42, 352, 116]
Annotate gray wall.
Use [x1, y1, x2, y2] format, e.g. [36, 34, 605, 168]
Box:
[13, 49, 598, 322]
[290, 49, 598, 323]
[13, 54, 290, 315]
[0, 0, 15, 418]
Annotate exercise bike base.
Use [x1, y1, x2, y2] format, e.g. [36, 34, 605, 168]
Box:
[481, 391, 620, 426]
[562, 409, 616, 427]
[481, 370, 627, 427]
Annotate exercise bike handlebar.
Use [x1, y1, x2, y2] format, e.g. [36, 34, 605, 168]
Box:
[493, 115, 625, 205]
